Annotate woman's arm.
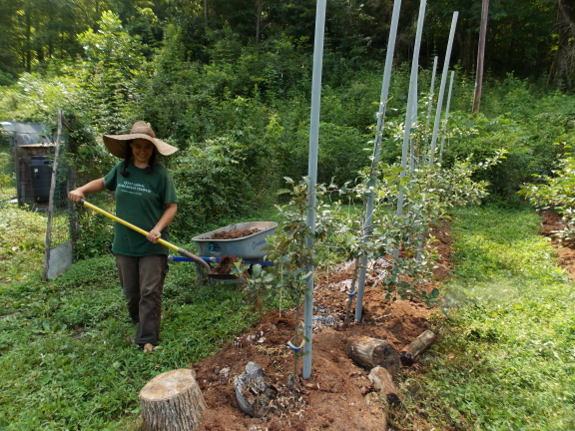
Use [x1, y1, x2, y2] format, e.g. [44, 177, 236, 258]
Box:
[147, 203, 178, 243]
[68, 178, 106, 204]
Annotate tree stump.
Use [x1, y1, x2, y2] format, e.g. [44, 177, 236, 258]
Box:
[400, 330, 437, 366]
[139, 368, 207, 431]
[347, 336, 400, 376]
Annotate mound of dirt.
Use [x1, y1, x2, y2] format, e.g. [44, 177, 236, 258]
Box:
[190, 223, 453, 431]
[539, 209, 575, 279]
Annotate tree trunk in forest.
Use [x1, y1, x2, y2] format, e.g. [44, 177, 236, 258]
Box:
[139, 368, 207, 431]
[457, 28, 474, 74]
[255, 0, 262, 45]
[548, 0, 575, 89]
[25, 13, 32, 73]
[204, 0, 208, 27]
[472, 0, 489, 115]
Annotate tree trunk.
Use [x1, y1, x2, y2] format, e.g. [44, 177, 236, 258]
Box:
[472, 0, 489, 115]
[548, 0, 575, 89]
[25, 13, 32, 73]
[255, 0, 262, 45]
[139, 368, 207, 431]
[400, 330, 437, 366]
[347, 336, 400, 376]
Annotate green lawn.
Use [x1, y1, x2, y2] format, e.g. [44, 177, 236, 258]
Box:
[397, 205, 575, 430]
[1, 204, 575, 430]
[0, 255, 259, 430]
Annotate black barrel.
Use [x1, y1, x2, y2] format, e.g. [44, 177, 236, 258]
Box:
[30, 156, 52, 203]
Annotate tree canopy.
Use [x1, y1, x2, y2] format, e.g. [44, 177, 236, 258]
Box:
[0, 0, 573, 86]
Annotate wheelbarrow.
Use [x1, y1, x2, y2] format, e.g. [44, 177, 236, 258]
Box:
[185, 221, 278, 282]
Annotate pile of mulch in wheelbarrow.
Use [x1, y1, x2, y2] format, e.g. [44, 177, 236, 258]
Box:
[210, 227, 264, 240]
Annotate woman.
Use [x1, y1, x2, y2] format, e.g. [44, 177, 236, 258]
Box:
[68, 121, 179, 353]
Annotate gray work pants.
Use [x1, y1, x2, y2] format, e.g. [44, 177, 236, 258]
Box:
[115, 254, 168, 346]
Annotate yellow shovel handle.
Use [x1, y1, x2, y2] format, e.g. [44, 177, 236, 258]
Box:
[81, 200, 178, 252]
[79, 199, 213, 274]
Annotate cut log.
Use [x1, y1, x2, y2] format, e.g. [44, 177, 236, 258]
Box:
[139, 368, 207, 431]
[400, 330, 437, 366]
[347, 336, 400, 376]
[368, 366, 401, 406]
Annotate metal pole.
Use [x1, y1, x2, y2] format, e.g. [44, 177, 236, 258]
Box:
[355, 0, 403, 323]
[429, 12, 459, 166]
[409, 81, 418, 169]
[425, 56, 439, 127]
[395, 0, 427, 260]
[439, 71, 455, 161]
[303, 0, 327, 380]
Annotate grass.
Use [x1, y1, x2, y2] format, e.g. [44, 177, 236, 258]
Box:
[0, 254, 260, 430]
[396, 204, 575, 430]
[2, 202, 575, 429]
[0, 204, 75, 283]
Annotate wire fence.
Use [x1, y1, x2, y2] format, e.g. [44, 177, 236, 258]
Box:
[0, 118, 76, 279]
[0, 131, 16, 204]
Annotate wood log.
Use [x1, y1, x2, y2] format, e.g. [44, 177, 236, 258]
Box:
[347, 336, 400, 376]
[368, 366, 401, 406]
[139, 368, 207, 431]
[400, 330, 437, 366]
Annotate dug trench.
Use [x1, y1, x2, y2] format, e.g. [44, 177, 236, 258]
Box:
[188, 221, 453, 431]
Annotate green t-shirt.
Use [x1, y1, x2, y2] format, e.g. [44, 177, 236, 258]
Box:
[104, 161, 178, 257]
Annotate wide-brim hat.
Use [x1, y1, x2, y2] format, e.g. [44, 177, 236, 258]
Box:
[103, 121, 178, 158]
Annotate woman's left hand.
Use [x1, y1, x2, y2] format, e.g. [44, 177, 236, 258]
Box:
[147, 230, 162, 243]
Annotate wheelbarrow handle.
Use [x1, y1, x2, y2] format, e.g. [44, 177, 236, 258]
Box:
[78, 199, 213, 274]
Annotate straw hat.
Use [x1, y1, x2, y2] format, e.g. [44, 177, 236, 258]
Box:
[103, 121, 178, 158]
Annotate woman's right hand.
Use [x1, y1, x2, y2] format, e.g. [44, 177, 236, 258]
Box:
[67, 178, 105, 204]
[68, 189, 85, 204]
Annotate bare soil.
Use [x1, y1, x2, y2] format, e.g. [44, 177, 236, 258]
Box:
[188, 211, 573, 430]
[191, 222, 453, 431]
[538, 210, 575, 279]
[213, 255, 241, 275]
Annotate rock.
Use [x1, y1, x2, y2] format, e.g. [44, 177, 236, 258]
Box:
[234, 362, 277, 418]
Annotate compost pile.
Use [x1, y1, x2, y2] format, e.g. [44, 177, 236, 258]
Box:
[192, 222, 453, 431]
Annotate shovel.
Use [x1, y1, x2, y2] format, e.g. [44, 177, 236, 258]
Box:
[79, 199, 213, 274]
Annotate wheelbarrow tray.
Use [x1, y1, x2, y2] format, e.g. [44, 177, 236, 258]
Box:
[192, 221, 277, 260]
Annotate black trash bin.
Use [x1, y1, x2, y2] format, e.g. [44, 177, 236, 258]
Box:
[30, 156, 52, 203]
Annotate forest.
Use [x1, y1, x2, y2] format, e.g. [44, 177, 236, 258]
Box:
[1, 0, 575, 238]
[1, 0, 575, 430]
